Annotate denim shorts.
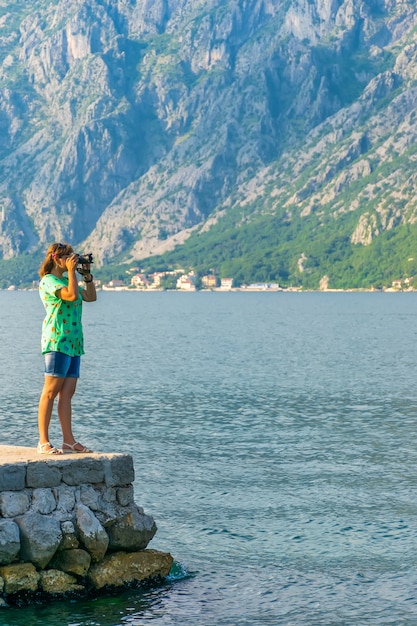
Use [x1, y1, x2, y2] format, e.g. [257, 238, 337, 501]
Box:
[44, 352, 81, 378]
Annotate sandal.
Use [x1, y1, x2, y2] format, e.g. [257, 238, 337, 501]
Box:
[62, 442, 93, 454]
[37, 442, 63, 455]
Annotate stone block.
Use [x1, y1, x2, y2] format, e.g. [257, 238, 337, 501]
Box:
[61, 520, 76, 534]
[0, 563, 39, 594]
[61, 459, 105, 485]
[32, 488, 57, 514]
[15, 512, 62, 569]
[0, 464, 26, 492]
[0, 491, 30, 517]
[26, 462, 62, 488]
[94, 501, 119, 528]
[107, 504, 157, 551]
[0, 520, 20, 565]
[75, 504, 109, 562]
[54, 484, 76, 512]
[80, 484, 100, 510]
[102, 486, 117, 503]
[117, 486, 134, 506]
[50, 548, 91, 577]
[59, 521, 79, 550]
[103, 455, 134, 487]
[88, 549, 173, 589]
[40, 569, 84, 594]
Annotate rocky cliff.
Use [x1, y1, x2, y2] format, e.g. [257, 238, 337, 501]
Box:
[0, 0, 416, 273]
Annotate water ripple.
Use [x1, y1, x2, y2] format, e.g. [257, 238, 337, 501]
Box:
[2, 292, 417, 624]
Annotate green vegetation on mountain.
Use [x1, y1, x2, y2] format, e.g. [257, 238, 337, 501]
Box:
[143, 208, 417, 290]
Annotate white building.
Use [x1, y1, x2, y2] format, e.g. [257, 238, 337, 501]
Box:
[176, 273, 196, 290]
[220, 278, 233, 290]
[131, 273, 149, 288]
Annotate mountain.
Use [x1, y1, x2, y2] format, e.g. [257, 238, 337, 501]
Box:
[1, 0, 417, 288]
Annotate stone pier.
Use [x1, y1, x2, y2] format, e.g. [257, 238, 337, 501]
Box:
[0, 446, 173, 606]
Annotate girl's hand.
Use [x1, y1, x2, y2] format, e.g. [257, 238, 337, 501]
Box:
[65, 253, 79, 272]
[77, 263, 91, 277]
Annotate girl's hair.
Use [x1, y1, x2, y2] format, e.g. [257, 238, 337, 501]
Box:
[39, 242, 73, 278]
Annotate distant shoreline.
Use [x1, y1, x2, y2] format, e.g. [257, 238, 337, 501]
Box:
[4, 287, 417, 294]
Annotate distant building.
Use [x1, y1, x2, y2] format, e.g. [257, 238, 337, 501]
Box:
[131, 273, 149, 288]
[103, 279, 126, 290]
[202, 274, 217, 288]
[220, 278, 233, 290]
[149, 272, 164, 287]
[244, 283, 280, 290]
[177, 274, 196, 290]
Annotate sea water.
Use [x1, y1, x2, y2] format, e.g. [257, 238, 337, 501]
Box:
[0, 291, 417, 625]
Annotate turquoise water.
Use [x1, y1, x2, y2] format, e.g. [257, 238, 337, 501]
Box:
[1, 291, 417, 624]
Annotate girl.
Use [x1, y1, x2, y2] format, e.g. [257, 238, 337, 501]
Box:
[37, 242, 97, 454]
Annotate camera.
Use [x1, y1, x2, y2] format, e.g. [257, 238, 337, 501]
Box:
[76, 252, 93, 274]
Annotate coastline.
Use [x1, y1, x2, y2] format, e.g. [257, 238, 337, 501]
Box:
[3, 286, 417, 293]
[0, 285, 417, 293]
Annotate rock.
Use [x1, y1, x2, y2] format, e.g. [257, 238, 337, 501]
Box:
[80, 484, 101, 510]
[31, 488, 57, 514]
[59, 534, 79, 551]
[58, 520, 79, 550]
[350, 212, 379, 245]
[0, 520, 20, 566]
[50, 548, 91, 577]
[0, 563, 39, 594]
[0, 465, 26, 492]
[15, 512, 62, 569]
[39, 569, 84, 594]
[61, 458, 105, 486]
[0, 491, 30, 517]
[94, 500, 119, 528]
[101, 486, 117, 504]
[87, 549, 174, 589]
[75, 503, 109, 562]
[106, 504, 157, 551]
[26, 462, 62, 488]
[117, 485, 134, 506]
[103, 454, 135, 487]
[53, 484, 76, 512]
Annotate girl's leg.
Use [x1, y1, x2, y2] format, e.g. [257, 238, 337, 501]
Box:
[57, 376, 78, 445]
[38, 376, 65, 444]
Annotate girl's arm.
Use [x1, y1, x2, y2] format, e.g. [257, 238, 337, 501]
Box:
[57, 254, 79, 301]
[81, 274, 97, 302]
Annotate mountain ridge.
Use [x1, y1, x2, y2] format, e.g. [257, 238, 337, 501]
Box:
[1, 0, 417, 288]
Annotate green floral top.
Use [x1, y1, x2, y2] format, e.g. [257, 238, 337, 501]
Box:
[39, 274, 84, 356]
